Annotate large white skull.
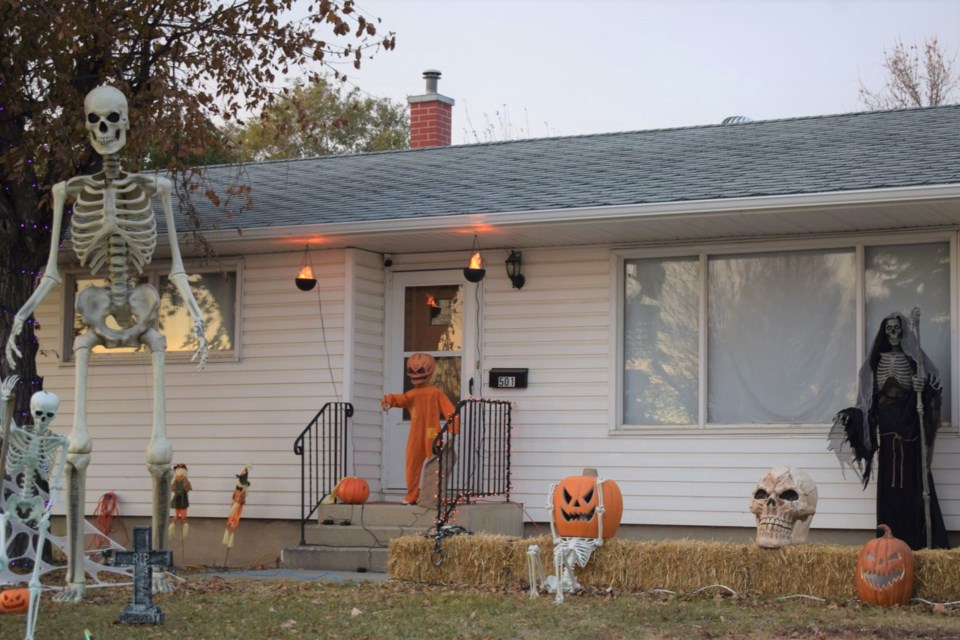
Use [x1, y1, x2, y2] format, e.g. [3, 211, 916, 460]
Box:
[84, 86, 129, 156]
[30, 390, 60, 430]
[749, 466, 818, 548]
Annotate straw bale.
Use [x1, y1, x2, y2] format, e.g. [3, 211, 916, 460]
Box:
[389, 534, 960, 601]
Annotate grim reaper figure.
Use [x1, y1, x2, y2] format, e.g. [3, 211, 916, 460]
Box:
[829, 311, 948, 550]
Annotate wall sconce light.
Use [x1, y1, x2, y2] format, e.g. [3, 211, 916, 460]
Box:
[463, 234, 486, 283]
[505, 250, 525, 289]
[295, 244, 317, 291]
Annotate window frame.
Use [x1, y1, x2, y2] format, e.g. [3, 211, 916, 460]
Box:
[59, 258, 243, 366]
[612, 231, 958, 434]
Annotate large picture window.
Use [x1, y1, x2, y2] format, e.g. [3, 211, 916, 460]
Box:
[63, 261, 241, 363]
[621, 240, 953, 428]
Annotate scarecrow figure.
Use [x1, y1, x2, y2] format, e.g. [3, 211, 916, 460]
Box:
[381, 353, 459, 505]
[168, 463, 192, 540]
[829, 310, 948, 550]
[223, 466, 250, 549]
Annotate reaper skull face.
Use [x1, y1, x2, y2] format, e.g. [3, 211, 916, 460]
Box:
[30, 390, 60, 430]
[884, 317, 903, 347]
[84, 86, 129, 156]
[749, 466, 818, 548]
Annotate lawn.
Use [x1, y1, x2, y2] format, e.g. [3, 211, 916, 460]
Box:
[5, 576, 960, 640]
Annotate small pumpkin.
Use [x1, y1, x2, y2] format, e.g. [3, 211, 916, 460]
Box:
[0, 588, 30, 614]
[856, 524, 915, 606]
[336, 476, 370, 505]
[552, 468, 623, 539]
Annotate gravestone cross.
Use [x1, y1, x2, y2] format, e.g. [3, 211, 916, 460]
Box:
[113, 525, 173, 624]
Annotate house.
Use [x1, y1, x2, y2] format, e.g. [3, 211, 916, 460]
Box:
[31, 72, 960, 561]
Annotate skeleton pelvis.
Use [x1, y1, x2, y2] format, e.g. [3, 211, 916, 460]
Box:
[76, 283, 160, 348]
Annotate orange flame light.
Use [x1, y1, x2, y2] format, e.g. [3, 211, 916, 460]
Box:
[297, 265, 314, 280]
[427, 294, 438, 308]
[468, 252, 483, 269]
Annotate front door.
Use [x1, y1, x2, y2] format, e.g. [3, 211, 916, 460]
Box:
[383, 271, 474, 492]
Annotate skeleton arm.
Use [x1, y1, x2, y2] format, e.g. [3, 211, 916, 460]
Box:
[156, 176, 208, 370]
[5, 183, 67, 368]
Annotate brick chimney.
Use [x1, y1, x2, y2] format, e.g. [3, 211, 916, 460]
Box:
[407, 69, 455, 148]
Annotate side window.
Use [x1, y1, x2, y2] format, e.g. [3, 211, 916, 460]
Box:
[64, 262, 240, 362]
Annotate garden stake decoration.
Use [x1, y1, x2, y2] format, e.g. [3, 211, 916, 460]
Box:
[0, 376, 69, 640]
[169, 463, 192, 561]
[3, 86, 209, 602]
[856, 524, 915, 606]
[533, 468, 622, 604]
[223, 465, 251, 566]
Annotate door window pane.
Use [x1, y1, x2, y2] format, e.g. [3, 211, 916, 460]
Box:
[865, 243, 951, 419]
[404, 285, 462, 352]
[623, 257, 700, 425]
[708, 249, 857, 424]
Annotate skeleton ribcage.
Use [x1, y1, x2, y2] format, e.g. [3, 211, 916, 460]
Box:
[71, 178, 157, 300]
[876, 352, 914, 390]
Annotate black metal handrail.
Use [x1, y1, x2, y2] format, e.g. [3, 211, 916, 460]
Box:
[430, 398, 512, 560]
[293, 402, 353, 545]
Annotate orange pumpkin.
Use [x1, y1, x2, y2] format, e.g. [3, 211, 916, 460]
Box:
[0, 588, 30, 614]
[406, 353, 436, 385]
[337, 476, 370, 505]
[552, 468, 623, 539]
[856, 524, 915, 606]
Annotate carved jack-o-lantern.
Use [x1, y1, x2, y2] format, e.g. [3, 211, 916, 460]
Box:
[552, 468, 623, 539]
[856, 524, 915, 607]
[0, 588, 30, 614]
[406, 353, 436, 385]
[336, 476, 370, 504]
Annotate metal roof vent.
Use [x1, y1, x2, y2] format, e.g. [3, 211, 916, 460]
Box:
[721, 115, 753, 125]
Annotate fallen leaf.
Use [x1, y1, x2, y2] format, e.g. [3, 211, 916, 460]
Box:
[280, 619, 297, 629]
[351, 607, 363, 617]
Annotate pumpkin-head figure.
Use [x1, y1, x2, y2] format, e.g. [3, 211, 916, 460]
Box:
[0, 588, 30, 614]
[406, 353, 436, 387]
[552, 468, 624, 539]
[856, 524, 915, 606]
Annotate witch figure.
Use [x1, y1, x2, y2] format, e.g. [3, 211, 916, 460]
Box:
[829, 311, 949, 550]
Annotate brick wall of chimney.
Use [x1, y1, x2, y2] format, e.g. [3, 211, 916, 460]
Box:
[409, 101, 453, 148]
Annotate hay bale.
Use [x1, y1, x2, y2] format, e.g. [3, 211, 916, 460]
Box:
[389, 534, 960, 601]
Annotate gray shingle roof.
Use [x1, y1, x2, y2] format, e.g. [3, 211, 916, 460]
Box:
[175, 105, 960, 233]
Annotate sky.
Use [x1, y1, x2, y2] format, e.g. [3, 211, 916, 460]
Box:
[315, 0, 960, 142]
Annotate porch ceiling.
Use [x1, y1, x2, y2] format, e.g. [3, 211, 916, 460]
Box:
[182, 189, 960, 259]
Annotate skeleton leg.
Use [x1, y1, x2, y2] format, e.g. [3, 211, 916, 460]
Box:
[23, 518, 49, 640]
[54, 334, 98, 602]
[143, 329, 174, 593]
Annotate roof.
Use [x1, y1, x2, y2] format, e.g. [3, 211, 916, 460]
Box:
[175, 105, 960, 236]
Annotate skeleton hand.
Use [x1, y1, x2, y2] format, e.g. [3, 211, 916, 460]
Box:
[191, 321, 208, 371]
[4, 316, 25, 368]
[912, 374, 926, 392]
[1, 374, 18, 402]
[927, 374, 942, 392]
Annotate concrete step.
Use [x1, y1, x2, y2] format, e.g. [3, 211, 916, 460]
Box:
[314, 503, 436, 528]
[304, 523, 427, 548]
[281, 545, 389, 573]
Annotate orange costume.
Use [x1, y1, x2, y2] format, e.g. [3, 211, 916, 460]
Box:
[382, 353, 459, 504]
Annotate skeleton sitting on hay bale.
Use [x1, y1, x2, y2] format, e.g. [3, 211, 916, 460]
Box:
[528, 467, 623, 604]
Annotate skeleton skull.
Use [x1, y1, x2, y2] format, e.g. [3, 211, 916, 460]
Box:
[885, 317, 903, 346]
[84, 86, 129, 156]
[749, 466, 818, 548]
[30, 390, 60, 430]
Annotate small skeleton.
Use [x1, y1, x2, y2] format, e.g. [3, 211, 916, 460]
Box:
[5, 86, 208, 601]
[0, 376, 69, 640]
[528, 474, 608, 604]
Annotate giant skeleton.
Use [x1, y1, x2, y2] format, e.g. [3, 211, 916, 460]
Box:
[4, 86, 208, 601]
